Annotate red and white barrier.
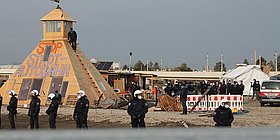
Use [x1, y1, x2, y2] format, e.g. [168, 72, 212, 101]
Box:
[186, 95, 207, 111]
[208, 95, 243, 112]
[177, 95, 243, 112]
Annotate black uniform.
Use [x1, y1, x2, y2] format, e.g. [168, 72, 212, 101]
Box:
[0, 96, 2, 129]
[219, 83, 227, 95]
[252, 81, 258, 91]
[165, 83, 173, 96]
[68, 30, 77, 50]
[127, 98, 148, 128]
[252, 81, 260, 99]
[226, 83, 232, 95]
[214, 106, 234, 127]
[173, 84, 181, 94]
[230, 84, 240, 95]
[208, 84, 218, 95]
[253, 82, 261, 92]
[55, 90, 62, 103]
[180, 87, 188, 114]
[200, 82, 209, 95]
[239, 83, 245, 96]
[73, 96, 90, 128]
[28, 96, 41, 129]
[46, 98, 59, 129]
[7, 96, 18, 129]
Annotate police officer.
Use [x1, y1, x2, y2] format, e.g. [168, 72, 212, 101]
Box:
[219, 81, 227, 95]
[200, 81, 209, 95]
[73, 90, 90, 128]
[180, 85, 188, 115]
[173, 82, 180, 94]
[46, 93, 60, 129]
[239, 81, 245, 96]
[165, 82, 173, 96]
[208, 82, 218, 95]
[127, 90, 148, 128]
[251, 79, 260, 100]
[0, 93, 2, 129]
[230, 81, 240, 95]
[28, 90, 41, 129]
[213, 99, 234, 127]
[7, 90, 18, 129]
[68, 28, 77, 51]
[226, 80, 232, 95]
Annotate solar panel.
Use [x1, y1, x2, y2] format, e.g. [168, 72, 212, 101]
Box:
[103, 62, 113, 70]
[95, 62, 113, 70]
[95, 62, 106, 70]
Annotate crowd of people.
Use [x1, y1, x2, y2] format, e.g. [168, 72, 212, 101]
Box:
[164, 80, 245, 96]
[163, 79, 262, 127]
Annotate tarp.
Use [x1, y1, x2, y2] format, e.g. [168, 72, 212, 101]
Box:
[221, 65, 270, 95]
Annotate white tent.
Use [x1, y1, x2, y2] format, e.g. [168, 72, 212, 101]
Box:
[221, 65, 270, 95]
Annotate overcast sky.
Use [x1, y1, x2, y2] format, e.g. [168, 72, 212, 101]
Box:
[0, 0, 280, 70]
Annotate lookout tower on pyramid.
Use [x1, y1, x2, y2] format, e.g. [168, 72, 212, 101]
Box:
[0, 5, 119, 106]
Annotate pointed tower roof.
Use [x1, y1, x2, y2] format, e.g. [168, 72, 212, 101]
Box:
[40, 5, 75, 22]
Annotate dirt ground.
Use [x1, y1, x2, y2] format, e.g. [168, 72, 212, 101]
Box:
[1, 97, 280, 129]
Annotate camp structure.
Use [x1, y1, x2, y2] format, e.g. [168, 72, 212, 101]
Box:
[221, 65, 270, 95]
[0, 5, 119, 107]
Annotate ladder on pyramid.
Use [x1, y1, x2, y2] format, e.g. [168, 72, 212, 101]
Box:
[66, 44, 104, 105]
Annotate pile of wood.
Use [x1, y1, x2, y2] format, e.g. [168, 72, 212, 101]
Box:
[158, 95, 182, 111]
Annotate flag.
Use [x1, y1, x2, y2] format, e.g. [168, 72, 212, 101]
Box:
[50, 0, 60, 3]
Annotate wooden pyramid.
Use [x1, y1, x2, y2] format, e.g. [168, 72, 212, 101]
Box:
[0, 6, 119, 106]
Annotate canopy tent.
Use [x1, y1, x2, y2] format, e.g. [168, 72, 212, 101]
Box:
[221, 65, 270, 95]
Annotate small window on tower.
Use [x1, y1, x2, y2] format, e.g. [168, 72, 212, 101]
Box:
[46, 21, 51, 32]
[52, 21, 56, 32]
[64, 22, 72, 34]
[56, 21, 61, 32]
[43, 46, 52, 61]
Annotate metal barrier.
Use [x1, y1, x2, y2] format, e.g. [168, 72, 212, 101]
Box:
[177, 95, 243, 112]
[208, 95, 243, 113]
[187, 95, 207, 111]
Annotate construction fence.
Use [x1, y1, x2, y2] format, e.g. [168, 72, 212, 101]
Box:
[159, 95, 243, 113]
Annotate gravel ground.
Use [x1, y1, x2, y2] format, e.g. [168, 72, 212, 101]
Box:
[1, 97, 280, 129]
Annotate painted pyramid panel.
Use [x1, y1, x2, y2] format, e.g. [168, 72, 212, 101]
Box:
[0, 40, 119, 106]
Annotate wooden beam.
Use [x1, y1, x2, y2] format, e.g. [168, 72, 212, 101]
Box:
[189, 88, 210, 113]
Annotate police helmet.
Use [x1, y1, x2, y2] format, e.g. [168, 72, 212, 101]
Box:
[77, 90, 86, 97]
[48, 93, 55, 100]
[8, 90, 16, 96]
[134, 90, 142, 96]
[31, 90, 40, 96]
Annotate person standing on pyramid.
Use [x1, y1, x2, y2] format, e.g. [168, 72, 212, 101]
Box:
[68, 28, 77, 51]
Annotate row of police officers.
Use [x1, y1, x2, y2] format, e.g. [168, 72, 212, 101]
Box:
[1, 88, 233, 129]
[0, 89, 89, 129]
